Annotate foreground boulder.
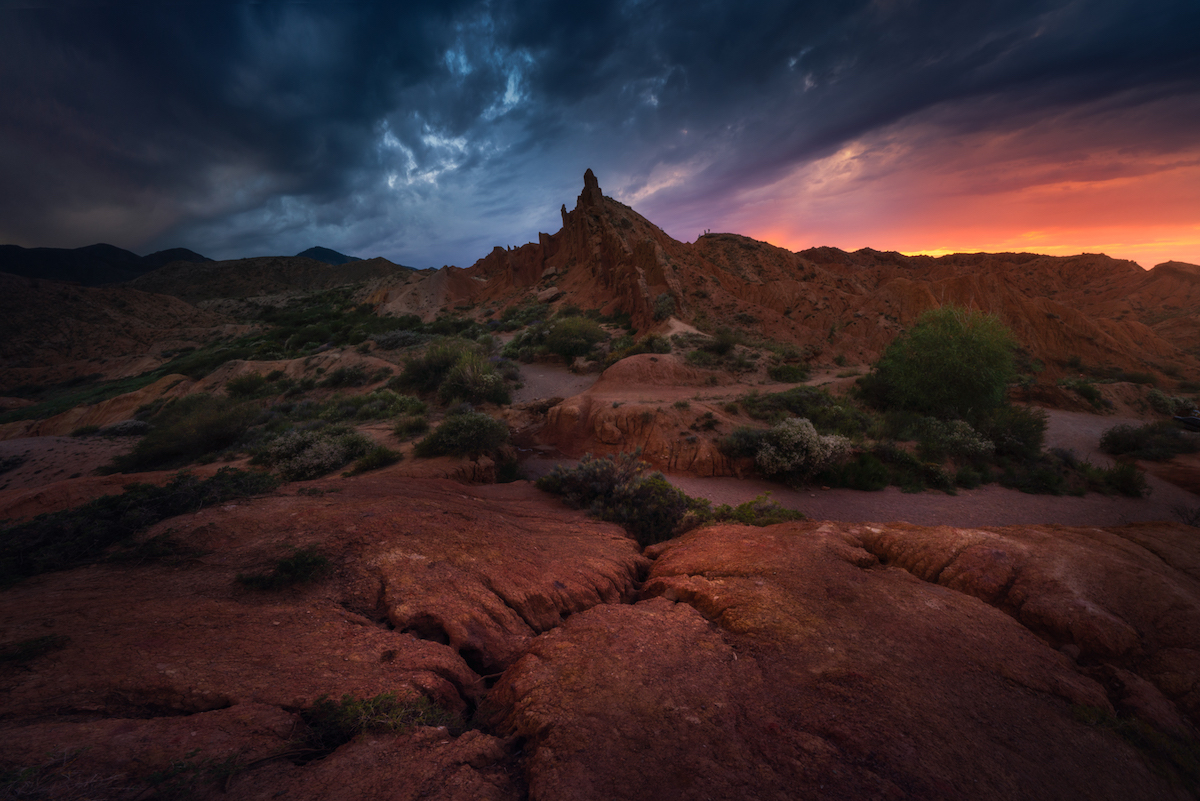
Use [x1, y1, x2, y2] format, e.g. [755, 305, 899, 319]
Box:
[486, 521, 1199, 800]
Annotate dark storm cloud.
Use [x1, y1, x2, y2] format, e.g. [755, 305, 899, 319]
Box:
[1, 1, 1196, 267]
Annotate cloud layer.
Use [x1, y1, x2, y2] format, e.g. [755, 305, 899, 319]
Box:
[2, 1, 1197, 268]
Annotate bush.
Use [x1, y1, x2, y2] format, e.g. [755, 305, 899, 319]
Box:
[237, 545, 331, 590]
[543, 316, 607, 360]
[917, 419, 995, 462]
[604, 334, 672, 366]
[718, 426, 768, 458]
[703, 328, 738, 356]
[709, 493, 805, 526]
[226, 373, 270, 399]
[767, 363, 810, 383]
[740, 386, 871, 437]
[821, 452, 890, 491]
[107, 394, 258, 472]
[1102, 462, 1150, 498]
[344, 445, 402, 475]
[755, 418, 852, 478]
[1059, 378, 1105, 409]
[536, 452, 699, 546]
[437, 352, 511, 405]
[398, 339, 477, 394]
[70, 425, 100, 437]
[261, 427, 373, 481]
[0, 468, 278, 584]
[1100, 423, 1198, 461]
[866, 305, 1016, 419]
[653, 293, 676, 321]
[371, 329, 429, 350]
[1148, 388, 1194, 417]
[977, 404, 1047, 461]
[318, 390, 426, 422]
[412, 413, 509, 458]
[393, 415, 430, 440]
[318, 366, 370, 389]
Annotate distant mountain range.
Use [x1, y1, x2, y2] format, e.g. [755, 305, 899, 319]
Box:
[0, 243, 211, 286]
[295, 247, 360, 265]
[0, 243, 376, 285]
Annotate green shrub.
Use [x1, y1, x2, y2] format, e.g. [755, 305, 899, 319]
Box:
[536, 451, 699, 546]
[653, 293, 676, 321]
[301, 693, 459, 756]
[437, 352, 511, 405]
[70, 424, 101, 437]
[767, 363, 810, 383]
[822, 452, 890, 491]
[1059, 377, 1105, 409]
[955, 466, 982, 488]
[0, 468, 278, 584]
[344, 445, 402, 475]
[718, 426, 768, 458]
[1102, 462, 1150, 498]
[237, 545, 331, 590]
[604, 334, 672, 366]
[261, 427, 373, 481]
[1100, 422, 1199, 461]
[685, 350, 720, 368]
[107, 394, 258, 472]
[740, 386, 872, 437]
[977, 404, 1047, 461]
[397, 338, 478, 393]
[755, 418, 851, 478]
[319, 366, 371, 389]
[393, 415, 430, 440]
[710, 493, 805, 525]
[412, 413, 509, 458]
[866, 305, 1016, 419]
[1148, 388, 1194, 416]
[318, 390, 426, 422]
[916, 418, 995, 462]
[703, 328, 739, 356]
[226, 373, 270, 399]
[543, 316, 607, 360]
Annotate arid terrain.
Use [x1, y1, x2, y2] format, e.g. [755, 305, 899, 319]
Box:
[1, 172, 1199, 799]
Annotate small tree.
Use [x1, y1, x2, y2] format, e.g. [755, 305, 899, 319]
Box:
[866, 305, 1016, 420]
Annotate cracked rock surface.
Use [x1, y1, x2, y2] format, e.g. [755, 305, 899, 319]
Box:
[2, 479, 1198, 800]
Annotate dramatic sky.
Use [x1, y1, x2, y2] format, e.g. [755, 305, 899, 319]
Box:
[2, 1, 1198, 269]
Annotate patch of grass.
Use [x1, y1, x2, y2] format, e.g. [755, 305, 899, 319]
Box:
[0, 372, 169, 425]
[412, 412, 510, 459]
[237, 545, 331, 590]
[300, 693, 460, 757]
[0, 468, 279, 585]
[710, 493, 805, 526]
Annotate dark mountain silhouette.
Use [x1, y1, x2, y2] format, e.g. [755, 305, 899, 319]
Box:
[0, 243, 210, 286]
[296, 246, 361, 265]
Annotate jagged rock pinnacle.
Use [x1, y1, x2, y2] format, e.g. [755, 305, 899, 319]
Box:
[580, 168, 603, 207]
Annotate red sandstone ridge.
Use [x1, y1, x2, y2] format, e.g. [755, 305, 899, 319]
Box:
[4, 473, 1199, 799]
[362, 171, 1198, 384]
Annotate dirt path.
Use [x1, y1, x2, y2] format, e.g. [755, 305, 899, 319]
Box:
[512, 358, 1199, 527]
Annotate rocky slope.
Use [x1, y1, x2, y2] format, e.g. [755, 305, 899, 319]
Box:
[2, 474, 1197, 799]
[366, 170, 1199, 384]
[0, 272, 239, 391]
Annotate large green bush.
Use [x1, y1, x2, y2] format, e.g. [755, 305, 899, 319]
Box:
[437, 352, 511, 405]
[543, 316, 608, 360]
[412, 412, 510, 458]
[865, 305, 1016, 420]
[259, 427, 373, 481]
